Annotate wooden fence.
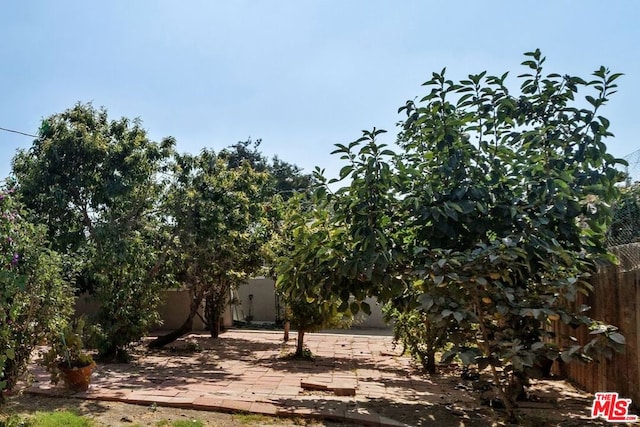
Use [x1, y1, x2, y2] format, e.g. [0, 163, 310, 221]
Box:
[551, 243, 640, 405]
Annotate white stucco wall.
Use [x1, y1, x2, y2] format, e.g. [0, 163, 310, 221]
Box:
[75, 278, 389, 332]
[236, 278, 390, 329]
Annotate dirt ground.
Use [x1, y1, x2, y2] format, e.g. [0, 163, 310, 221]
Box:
[291, 367, 619, 426]
[0, 394, 338, 426]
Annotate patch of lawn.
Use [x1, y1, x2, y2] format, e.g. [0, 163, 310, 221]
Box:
[0, 414, 27, 427]
[26, 411, 92, 427]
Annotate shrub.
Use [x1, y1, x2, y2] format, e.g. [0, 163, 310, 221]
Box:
[0, 189, 73, 396]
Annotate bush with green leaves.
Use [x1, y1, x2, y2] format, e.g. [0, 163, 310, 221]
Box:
[0, 188, 73, 397]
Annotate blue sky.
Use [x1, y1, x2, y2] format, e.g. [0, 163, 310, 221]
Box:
[1, 1, 638, 180]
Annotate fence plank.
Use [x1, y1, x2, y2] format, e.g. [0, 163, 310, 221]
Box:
[555, 244, 640, 406]
[618, 272, 640, 403]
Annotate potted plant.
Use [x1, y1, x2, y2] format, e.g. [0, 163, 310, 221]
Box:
[41, 317, 95, 391]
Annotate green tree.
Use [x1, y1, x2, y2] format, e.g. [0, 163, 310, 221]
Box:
[0, 188, 73, 396]
[220, 138, 313, 198]
[274, 193, 353, 356]
[276, 131, 404, 318]
[11, 103, 174, 360]
[269, 156, 314, 198]
[306, 51, 627, 419]
[149, 150, 269, 347]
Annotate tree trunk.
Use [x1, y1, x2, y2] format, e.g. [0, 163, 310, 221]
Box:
[295, 329, 305, 357]
[472, 291, 516, 421]
[283, 321, 290, 342]
[205, 293, 221, 338]
[424, 350, 436, 374]
[508, 372, 529, 402]
[148, 286, 204, 348]
[205, 291, 225, 338]
[204, 280, 232, 339]
[148, 315, 194, 349]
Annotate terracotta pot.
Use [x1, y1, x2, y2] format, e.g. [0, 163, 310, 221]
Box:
[59, 362, 96, 391]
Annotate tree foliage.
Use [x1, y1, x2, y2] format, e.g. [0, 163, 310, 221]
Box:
[274, 193, 353, 356]
[279, 50, 627, 418]
[11, 103, 174, 360]
[220, 138, 313, 199]
[10, 103, 312, 353]
[149, 150, 270, 346]
[0, 188, 72, 396]
[275, 131, 403, 322]
[391, 51, 626, 391]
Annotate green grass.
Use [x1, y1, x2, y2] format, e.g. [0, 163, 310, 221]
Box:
[2, 411, 94, 427]
[0, 414, 25, 427]
[2, 412, 204, 427]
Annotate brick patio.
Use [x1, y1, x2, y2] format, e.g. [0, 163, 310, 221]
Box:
[25, 330, 449, 427]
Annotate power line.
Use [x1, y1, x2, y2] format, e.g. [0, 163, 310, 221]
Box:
[0, 126, 38, 138]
